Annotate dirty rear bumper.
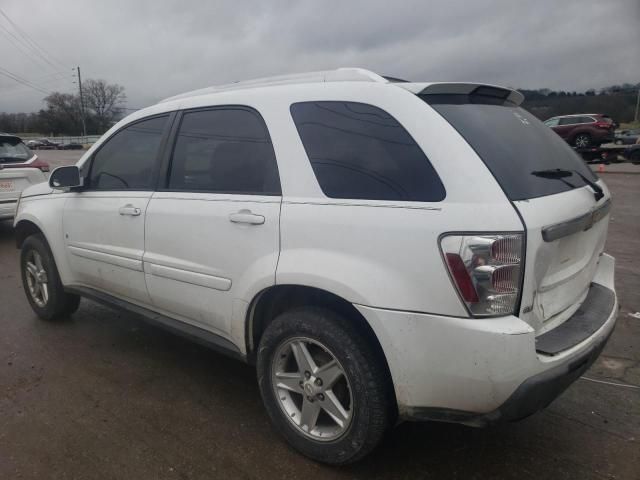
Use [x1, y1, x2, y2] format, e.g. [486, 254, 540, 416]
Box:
[357, 253, 618, 426]
[404, 315, 613, 426]
[0, 199, 18, 219]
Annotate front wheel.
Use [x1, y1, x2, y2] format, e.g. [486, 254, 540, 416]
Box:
[257, 307, 393, 465]
[20, 234, 80, 320]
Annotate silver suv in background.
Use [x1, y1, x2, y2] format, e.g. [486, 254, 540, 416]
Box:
[0, 134, 49, 220]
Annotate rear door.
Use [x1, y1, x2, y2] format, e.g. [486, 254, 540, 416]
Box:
[555, 117, 578, 139]
[424, 95, 610, 333]
[143, 107, 281, 337]
[63, 114, 171, 303]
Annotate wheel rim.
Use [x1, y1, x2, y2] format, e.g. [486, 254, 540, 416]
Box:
[271, 336, 353, 442]
[24, 250, 49, 308]
[575, 135, 590, 147]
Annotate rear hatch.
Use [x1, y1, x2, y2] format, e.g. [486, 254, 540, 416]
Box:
[0, 136, 47, 205]
[415, 86, 610, 333]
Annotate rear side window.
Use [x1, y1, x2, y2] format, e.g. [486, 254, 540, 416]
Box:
[424, 95, 597, 201]
[558, 117, 577, 125]
[89, 115, 168, 190]
[290, 101, 445, 202]
[167, 108, 280, 195]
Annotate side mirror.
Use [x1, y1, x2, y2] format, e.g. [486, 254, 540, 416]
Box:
[49, 165, 82, 190]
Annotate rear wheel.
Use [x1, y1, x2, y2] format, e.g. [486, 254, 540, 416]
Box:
[20, 234, 80, 320]
[257, 307, 392, 465]
[573, 133, 592, 148]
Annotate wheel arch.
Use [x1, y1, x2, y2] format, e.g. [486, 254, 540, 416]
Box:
[14, 219, 46, 249]
[245, 285, 395, 398]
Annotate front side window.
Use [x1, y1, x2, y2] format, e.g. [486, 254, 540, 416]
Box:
[290, 101, 445, 202]
[167, 108, 280, 195]
[88, 115, 168, 190]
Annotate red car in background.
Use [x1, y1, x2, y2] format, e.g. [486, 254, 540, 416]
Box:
[543, 114, 615, 147]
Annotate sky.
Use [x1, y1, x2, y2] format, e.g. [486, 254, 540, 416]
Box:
[1, 0, 639, 113]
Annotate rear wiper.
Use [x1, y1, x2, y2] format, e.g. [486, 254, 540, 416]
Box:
[531, 168, 604, 201]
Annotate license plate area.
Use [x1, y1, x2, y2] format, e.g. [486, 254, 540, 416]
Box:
[0, 180, 15, 192]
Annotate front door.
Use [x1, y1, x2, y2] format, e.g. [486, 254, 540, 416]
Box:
[143, 107, 282, 337]
[64, 114, 171, 304]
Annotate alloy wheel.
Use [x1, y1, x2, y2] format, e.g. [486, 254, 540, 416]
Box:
[575, 134, 590, 148]
[271, 337, 353, 441]
[24, 250, 49, 308]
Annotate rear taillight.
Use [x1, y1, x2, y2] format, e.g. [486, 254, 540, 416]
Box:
[30, 159, 50, 172]
[1, 158, 50, 172]
[594, 121, 612, 129]
[440, 233, 524, 317]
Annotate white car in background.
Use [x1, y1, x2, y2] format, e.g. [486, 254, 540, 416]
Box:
[0, 134, 49, 220]
[12, 69, 618, 464]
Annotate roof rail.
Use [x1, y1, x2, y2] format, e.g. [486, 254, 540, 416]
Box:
[159, 68, 388, 103]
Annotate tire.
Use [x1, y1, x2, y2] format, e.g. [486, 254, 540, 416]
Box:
[20, 234, 80, 321]
[573, 133, 592, 148]
[257, 307, 393, 465]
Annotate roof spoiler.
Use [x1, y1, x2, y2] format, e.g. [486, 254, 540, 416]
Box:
[398, 82, 525, 106]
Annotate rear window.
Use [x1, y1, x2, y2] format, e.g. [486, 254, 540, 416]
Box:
[0, 137, 31, 164]
[422, 95, 598, 201]
[290, 101, 445, 202]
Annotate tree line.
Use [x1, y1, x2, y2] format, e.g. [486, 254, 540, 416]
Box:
[1, 80, 638, 137]
[0, 79, 126, 136]
[520, 82, 639, 123]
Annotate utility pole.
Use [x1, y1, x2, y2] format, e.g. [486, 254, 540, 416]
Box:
[635, 88, 640, 123]
[76, 66, 87, 139]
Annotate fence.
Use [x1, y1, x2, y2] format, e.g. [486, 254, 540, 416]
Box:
[19, 135, 102, 145]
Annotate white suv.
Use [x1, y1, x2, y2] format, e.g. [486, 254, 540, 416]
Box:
[14, 69, 618, 464]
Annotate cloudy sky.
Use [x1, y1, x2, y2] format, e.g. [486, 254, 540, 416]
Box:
[1, 0, 639, 113]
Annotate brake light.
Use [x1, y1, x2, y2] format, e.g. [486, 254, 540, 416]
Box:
[594, 121, 612, 129]
[0, 158, 50, 172]
[29, 159, 50, 172]
[440, 234, 524, 317]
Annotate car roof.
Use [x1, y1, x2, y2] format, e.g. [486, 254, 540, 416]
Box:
[0, 134, 22, 142]
[554, 113, 607, 118]
[158, 67, 525, 106]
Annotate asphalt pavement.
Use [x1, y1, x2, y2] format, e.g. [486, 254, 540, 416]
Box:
[0, 150, 638, 479]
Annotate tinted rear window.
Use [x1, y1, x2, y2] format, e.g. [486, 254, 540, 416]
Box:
[290, 101, 445, 202]
[0, 137, 31, 163]
[423, 95, 597, 201]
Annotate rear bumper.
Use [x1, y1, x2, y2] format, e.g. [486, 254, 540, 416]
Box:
[0, 200, 18, 219]
[357, 253, 617, 425]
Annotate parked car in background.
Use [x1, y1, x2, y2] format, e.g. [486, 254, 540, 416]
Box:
[614, 128, 640, 145]
[0, 134, 49, 220]
[57, 142, 84, 150]
[544, 114, 615, 147]
[13, 69, 618, 464]
[26, 138, 60, 150]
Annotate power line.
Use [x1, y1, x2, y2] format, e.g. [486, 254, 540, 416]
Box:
[0, 66, 50, 95]
[0, 25, 64, 75]
[0, 7, 68, 72]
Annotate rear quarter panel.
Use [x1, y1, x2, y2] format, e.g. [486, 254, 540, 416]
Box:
[266, 82, 524, 314]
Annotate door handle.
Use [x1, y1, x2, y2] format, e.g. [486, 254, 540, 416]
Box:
[229, 209, 265, 225]
[119, 204, 142, 216]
